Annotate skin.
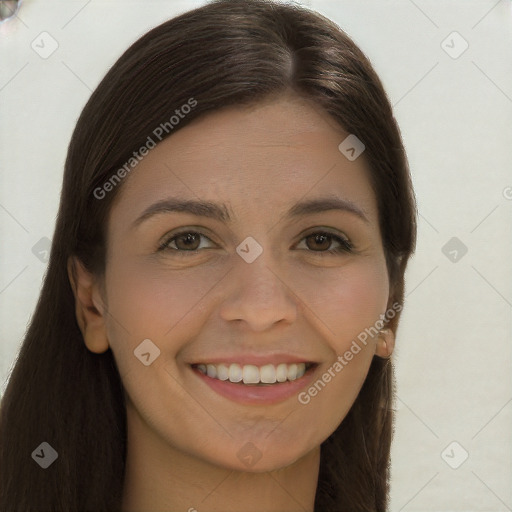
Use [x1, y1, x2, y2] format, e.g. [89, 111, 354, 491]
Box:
[69, 92, 395, 512]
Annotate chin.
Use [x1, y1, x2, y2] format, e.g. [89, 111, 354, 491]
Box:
[206, 443, 314, 474]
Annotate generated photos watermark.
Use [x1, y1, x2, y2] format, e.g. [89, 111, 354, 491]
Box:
[93, 97, 197, 200]
[298, 301, 402, 405]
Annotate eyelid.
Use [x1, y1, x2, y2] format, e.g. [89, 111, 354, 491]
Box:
[296, 227, 352, 244]
[158, 229, 217, 251]
[293, 229, 353, 252]
[295, 226, 354, 247]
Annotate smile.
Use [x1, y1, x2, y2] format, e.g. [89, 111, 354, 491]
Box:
[193, 362, 314, 385]
[189, 355, 320, 404]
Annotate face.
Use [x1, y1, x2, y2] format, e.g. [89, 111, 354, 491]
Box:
[100, 94, 390, 473]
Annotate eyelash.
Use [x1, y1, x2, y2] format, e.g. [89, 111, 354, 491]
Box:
[158, 230, 353, 255]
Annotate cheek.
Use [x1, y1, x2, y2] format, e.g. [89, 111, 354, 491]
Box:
[297, 257, 389, 350]
[295, 259, 389, 428]
[102, 256, 220, 357]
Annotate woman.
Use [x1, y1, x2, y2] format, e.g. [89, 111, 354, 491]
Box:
[0, 0, 416, 510]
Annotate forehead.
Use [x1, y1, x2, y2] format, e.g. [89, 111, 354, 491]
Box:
[109, 94, 378, 229]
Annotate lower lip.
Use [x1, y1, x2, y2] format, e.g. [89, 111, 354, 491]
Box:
[190, 364, 319, 405]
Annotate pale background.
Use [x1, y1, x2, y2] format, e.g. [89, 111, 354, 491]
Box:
[1, 1, 511, 510]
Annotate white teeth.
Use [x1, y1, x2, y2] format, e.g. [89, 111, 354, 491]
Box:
[242, 365, 260, 384]
[195, 362, 309, 384]
[276, 363, 288, 382]
[228, 363, 243, 382]
[260, 364, 276, 383]
[217, 363, 229, 381]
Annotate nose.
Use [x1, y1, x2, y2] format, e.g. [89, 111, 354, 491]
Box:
[219, 252, 298, 331]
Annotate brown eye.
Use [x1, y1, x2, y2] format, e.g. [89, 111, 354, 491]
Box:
[305, 233, 332, 251]
[159, 231, 214, 252]
[174, 233, 201, 250]
[297, 231, 353, 254]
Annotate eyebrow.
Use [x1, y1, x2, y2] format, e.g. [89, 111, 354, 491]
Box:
[131, 195, 369, 229]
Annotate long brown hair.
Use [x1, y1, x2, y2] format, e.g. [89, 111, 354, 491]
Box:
[0, 1, 416, 510]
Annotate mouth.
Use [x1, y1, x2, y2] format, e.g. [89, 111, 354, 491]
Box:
[190, 362, 318, 386]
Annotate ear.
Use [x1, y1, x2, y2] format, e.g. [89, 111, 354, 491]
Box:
[67, 256, 110, 354]
[374, 328, 395, 359]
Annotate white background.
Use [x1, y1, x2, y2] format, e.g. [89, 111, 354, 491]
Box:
[1, 1, 511, 510]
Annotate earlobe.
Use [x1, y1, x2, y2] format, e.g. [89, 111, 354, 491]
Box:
[375, 328, 395, 359]
[67, 256, 110, 354]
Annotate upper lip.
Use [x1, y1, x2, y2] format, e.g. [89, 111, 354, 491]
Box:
[190, 353, 318, 366]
